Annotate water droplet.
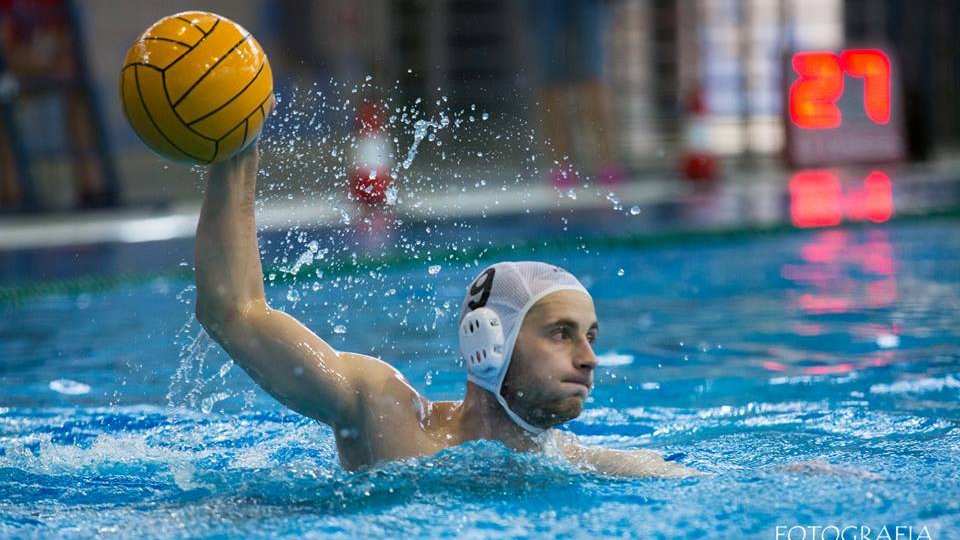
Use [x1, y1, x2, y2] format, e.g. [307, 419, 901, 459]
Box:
[428, 264, 441, 275]
[199, 391, 231, 414]
[481, 112, 489, 121]
[617, 268, 625, 277]
[333, 324, 347, 334]
[286, 289, 301, 302]
[606, 192, 622, 211]
[629, 205, 641, 215]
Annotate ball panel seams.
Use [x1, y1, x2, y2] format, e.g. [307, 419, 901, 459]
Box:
[187, 60, 272, 139]
[120, 66, 196, 162]
[123, 39, 189, 72]
[141, 16, 205, 46]
[136, 66, 216, 161]
[163, 19, 245, 104]
[173, 35, 261, 125]
[174, 11, 220, 34]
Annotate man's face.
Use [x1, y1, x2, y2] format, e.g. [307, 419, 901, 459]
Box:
[500, 290, 599, 429]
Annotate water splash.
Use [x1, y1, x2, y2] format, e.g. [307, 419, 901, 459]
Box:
[401, 119, 438, 170]
[166, 315, 238, 413]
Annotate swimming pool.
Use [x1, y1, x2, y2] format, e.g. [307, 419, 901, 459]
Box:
[1, 217, 959, 538]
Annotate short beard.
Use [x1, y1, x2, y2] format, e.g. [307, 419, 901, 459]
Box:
[506, 393, 584, 429]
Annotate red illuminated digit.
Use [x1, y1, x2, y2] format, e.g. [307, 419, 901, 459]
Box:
[863, 171, 893, 222]
[840, 49, 891, 125]
[789, 170, 843, 227]
[789, 52, 844, 129]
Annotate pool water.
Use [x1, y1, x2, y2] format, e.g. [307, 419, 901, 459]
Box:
[1, 219, 959, 538]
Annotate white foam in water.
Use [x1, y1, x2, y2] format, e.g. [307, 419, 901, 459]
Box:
[169, 461, 213, 491]
[596, 351, 634, 366]
[49, 379, 91, 395]
[875, 333, 900, 349]
[869, 375, 960, 395]
[2, 431, 202, 475]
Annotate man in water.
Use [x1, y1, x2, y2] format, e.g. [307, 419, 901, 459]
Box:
[195, 144, 697, 477]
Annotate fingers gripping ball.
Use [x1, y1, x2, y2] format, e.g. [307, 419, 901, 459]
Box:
[120, 11, 273, 164]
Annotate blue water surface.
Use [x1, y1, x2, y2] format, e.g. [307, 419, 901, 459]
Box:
[1, 219, 959, 539]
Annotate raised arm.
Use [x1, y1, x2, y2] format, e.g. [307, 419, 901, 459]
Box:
[194, 143, 396, 427]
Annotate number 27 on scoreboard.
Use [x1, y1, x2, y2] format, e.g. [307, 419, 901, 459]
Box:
[789, 49, 891, 129]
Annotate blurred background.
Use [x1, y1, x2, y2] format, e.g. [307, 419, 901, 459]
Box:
[0, 0, 957, 215]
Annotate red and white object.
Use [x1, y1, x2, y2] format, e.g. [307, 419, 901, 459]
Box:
[679, 90, 719, 181]
[349, 101, 393, 205]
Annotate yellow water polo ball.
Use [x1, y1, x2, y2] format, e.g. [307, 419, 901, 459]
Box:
[120, 11, 273, 164]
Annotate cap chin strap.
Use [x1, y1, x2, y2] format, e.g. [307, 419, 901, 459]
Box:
[495, 390, 546, 435]
[460, 307, 547, 435]
[465, 372, 545, 435]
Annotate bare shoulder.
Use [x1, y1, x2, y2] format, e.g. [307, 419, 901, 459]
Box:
[339, 352, 429, 417]
[341, 352, 417, 394]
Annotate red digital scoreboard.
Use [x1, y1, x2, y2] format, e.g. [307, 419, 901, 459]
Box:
[784, 48, 905, 167]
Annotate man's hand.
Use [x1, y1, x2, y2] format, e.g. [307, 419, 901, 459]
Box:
[208, 140, 260, 185]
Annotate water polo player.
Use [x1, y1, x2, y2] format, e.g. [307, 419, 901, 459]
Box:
[194, 143, 697, 477]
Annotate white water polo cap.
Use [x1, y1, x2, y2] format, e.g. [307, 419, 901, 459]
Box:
[458, 261, 591, 434]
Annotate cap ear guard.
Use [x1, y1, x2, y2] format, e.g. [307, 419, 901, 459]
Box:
[458, 307, 505, 378]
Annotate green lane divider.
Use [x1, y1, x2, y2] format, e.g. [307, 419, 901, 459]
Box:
[2, 208, 958, 306]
